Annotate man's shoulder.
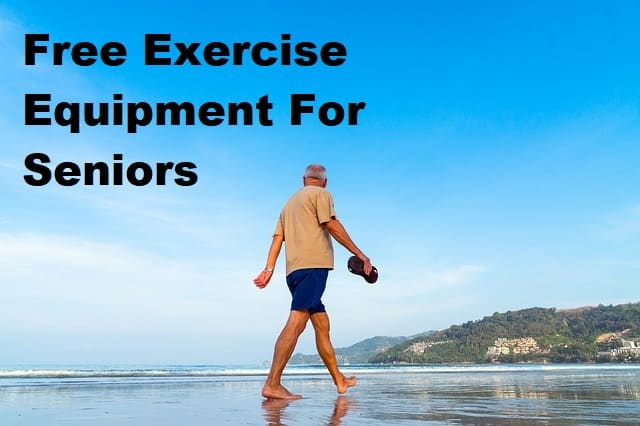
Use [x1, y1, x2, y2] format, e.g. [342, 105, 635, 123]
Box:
[281, 186, 333, 214]
[289, 186, 332, 200]
[303, 185, 333, 196]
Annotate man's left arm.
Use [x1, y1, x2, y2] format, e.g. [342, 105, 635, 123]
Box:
[323, 219, 373, 274]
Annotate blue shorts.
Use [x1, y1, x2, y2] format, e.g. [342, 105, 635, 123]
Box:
[286, 268, 329, 314]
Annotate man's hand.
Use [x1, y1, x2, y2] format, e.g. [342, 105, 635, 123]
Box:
[358, 254, 373, 275]
[253, 269, 274, 289]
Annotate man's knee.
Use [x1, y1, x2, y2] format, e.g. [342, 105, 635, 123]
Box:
[288, 310, 310, 334]
[310, 312, 331, 334]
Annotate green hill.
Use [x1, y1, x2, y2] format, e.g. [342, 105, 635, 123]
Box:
[369, 302, 640, 364]
[290, 332, 433, 365]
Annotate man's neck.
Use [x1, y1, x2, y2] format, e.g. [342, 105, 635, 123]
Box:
[303, 177, 327, 188]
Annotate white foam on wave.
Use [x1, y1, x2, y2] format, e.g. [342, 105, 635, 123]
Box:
[1, 363, 638, 379]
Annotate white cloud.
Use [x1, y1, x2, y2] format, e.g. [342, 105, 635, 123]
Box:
[375, 261, 487, 296]
[323, 261, 487, 334]
[0, 229, 491, 362]
[0, 232, 263, 334]
[69, 189, 262, 248]
[599, 204, 640, 239]
[424, 264, 487, 287]
[0, 160, 20, 170]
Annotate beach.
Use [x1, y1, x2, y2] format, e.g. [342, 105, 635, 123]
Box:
[1, 364, 639, 425]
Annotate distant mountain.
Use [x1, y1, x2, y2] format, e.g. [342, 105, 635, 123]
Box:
[370, 302, 640, 364]
[290, 332, 434, 365]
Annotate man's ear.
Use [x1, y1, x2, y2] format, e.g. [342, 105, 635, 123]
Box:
[322, 178, 328, 188]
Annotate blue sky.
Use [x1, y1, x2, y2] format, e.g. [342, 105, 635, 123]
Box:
[1, 1, 638, 365]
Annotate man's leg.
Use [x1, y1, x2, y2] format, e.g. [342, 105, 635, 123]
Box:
[262, 310, 310, 399]
[310, 312, 357, 394]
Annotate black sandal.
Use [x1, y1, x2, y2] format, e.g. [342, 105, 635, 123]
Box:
[348, 256, 378, 284]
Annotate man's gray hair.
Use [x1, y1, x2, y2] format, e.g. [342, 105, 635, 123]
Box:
[304, 164, 327, 181]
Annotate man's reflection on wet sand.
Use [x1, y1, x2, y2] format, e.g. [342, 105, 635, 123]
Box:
[262, 395, 356, 425]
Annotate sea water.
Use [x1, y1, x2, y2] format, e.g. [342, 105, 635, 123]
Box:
[1, 364, 638, 425]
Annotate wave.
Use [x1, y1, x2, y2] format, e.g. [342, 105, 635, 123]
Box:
[1, 363, 638, 380]
[0, 367, 268, 379]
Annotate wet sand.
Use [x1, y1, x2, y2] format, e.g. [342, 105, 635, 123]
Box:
[1, 366, 639, 425]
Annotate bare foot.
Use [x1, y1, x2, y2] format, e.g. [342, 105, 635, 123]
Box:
[336, 374, 357, 394]
[262, 383, 303, 399]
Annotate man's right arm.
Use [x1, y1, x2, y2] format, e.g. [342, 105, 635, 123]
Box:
[323, 219, 372, 274]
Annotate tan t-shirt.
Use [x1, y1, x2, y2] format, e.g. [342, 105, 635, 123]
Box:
[274, 185, 337, 275]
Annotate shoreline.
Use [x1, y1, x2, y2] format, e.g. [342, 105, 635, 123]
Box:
[2, 362, 639, 380]
[2, 363, 639, 426]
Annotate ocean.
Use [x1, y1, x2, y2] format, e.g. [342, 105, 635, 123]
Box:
[1, 364, 638, 425]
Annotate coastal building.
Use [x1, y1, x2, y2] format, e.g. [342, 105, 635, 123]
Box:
[609, 339, 640, 359]
[486, 337, 543, 358]
[405, 340, 452, 354]
[597, 338, 640, 360]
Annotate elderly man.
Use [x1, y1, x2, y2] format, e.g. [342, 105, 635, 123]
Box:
[254, 164, 373, 399]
